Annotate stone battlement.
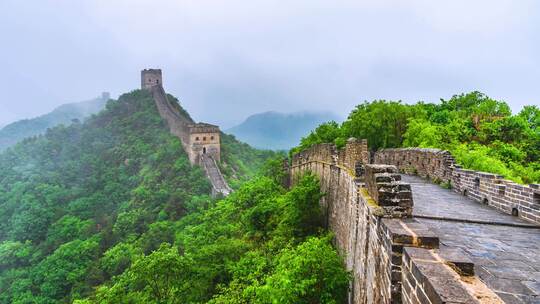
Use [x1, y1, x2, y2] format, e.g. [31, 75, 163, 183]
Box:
[375, 148, 456, 183]
[187, 123, 220, 133]
[290, 141, 503, 303]
[375, 148, 540, 224]
[364, 164, 413, 218]
[291, 138, 369, 170]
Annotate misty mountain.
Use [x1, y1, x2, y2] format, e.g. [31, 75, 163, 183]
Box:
[227, 111, 342, 150]
[0, 93, 109, 150]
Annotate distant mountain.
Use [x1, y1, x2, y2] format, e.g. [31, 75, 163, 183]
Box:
[0, 93, 109, 150]
[227, 111, 342, 150]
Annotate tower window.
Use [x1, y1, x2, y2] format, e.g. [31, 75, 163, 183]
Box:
[211, 136, 214, 140]
[195, 137, 199, 141]
[203, 137, 207, 141]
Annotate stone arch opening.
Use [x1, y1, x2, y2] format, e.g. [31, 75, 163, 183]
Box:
[462, 189, 468, 196]
[512, 207, 519, 217]
[534, 192, 540, 205]
[482, 198, 489, 205]
[474, 177, 480, 188]
[203, 147, 207, 154]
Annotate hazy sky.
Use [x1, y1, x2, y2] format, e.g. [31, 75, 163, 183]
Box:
[1, 0, 539, 128]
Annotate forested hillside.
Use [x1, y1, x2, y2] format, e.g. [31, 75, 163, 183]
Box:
[293, 92, 540, 183]
[0, 94, 108, 151]
[77, 171, 348, 304]
[0, 90, 296, 303]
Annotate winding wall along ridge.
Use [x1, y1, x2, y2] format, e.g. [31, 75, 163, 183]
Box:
[150, 85, 231, 196]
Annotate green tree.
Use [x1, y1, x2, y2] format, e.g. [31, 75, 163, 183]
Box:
[95, 244, 192, 304]
[261, 236, 350, 304]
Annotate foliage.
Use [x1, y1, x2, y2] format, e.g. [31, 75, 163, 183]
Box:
[82, 172, 347, 303]
[260, 236, 350, 304]
[0, 89, 273, 303]
[292, 92, 540, 183]
[219, 132, 278, 189]
[0, 89, 343, 303]
[341, 100, 418, 150]
[290, 121, 343, 156]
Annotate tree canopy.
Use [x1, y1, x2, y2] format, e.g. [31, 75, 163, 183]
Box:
[292, 92, 540, 183]
[0, 90, 284, 303]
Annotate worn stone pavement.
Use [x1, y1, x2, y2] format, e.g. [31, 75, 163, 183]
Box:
[404, 175, 540, 303]
[201, 154, 231, 196]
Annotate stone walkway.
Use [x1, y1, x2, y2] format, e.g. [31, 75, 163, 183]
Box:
[201, 154, 231, 196]
[404, 175, 540, 303]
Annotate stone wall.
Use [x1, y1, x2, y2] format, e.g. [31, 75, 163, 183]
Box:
[147, 79, 230, 196]
[400, 247, 499, 304]
[452, 168, 540, 224]
[364, 164, 413, 218]
[375, 148, 455, 183]
[290, 141, 492, 303]
[149, 83, 222, 166]
[375, 148, 540, 225]
[150, 85, 192, 151]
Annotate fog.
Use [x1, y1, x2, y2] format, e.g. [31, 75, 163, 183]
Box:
[1, 0, 539, 128]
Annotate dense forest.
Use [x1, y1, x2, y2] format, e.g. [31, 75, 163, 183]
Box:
[0, 90, 345, 304]
[292, 92, 540, 184]
[3, 88, 537, 303]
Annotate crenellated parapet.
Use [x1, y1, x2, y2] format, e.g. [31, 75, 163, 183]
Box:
[289, 141, 500, 303]
[364, 164, 413, 218]
[452, 168, 540, 223]
[374, 148, 540, 225]
[340, 138, 370, 170]
[375, 148, 456, 183]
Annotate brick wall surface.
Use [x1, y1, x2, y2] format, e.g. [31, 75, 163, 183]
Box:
[290, 141, 492, 303]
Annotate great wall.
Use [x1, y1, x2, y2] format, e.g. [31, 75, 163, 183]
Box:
[291, 140, 540, 303]
[144, 68, 539, 303]
[142, 69, 231, 196]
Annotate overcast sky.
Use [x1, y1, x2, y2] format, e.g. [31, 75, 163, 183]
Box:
[1, 0, 539, 128]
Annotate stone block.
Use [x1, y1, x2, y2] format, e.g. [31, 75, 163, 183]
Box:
[383, 219, 439, 249]
[404, 247, 478, 304]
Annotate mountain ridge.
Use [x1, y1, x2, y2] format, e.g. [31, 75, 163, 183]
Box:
[227, 110, 342, 150]
[0, 88, 276, 303]
[0, 93, 109, 150]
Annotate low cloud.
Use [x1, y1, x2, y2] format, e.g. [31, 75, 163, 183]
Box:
[1, 0, 539, 127]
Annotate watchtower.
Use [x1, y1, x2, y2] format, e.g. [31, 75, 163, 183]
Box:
[187, 123, 221, 165]
[101, 92, 110, 100]
[141, 69, 163, 89]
